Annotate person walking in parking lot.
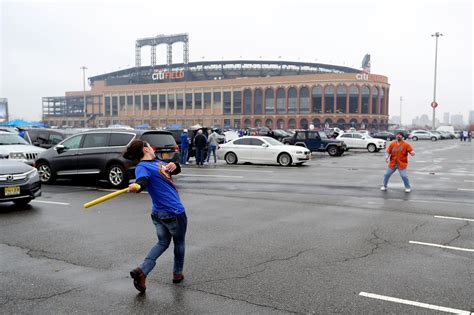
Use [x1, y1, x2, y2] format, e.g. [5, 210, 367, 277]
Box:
[206, 129, 220, 164]
[123, 140, 187, 293]
[194, 129, 207, 167]
[380, 132, 415, 193]
[180, 129, 189, 165]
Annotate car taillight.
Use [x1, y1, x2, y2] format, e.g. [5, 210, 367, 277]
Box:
[173, 145, 179, 152]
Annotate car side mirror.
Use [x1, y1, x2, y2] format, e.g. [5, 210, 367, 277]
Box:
[55, 144, 65, 152]
[262, 143, 269, 148]
[362, 137, 366, 140]
[33, 141, 40, 146]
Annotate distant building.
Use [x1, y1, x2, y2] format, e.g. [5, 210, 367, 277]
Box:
[469, 110, 474, 124]
[451, 114, 464, 127]
[389, 115, 400, 125]
[443, 112, 450, 125]
[0, 98, 8, 123]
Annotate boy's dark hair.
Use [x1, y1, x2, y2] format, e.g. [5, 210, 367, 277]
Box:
[123, 139, 145, 161]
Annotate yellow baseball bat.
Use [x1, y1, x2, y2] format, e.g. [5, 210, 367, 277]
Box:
[83, 184, 138, 208]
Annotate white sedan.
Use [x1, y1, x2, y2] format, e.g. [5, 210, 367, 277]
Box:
[217, 136, 311, 166]
[336, 132, 386, 153]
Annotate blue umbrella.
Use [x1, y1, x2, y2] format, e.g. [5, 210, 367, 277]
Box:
[135, 124, 150, 129]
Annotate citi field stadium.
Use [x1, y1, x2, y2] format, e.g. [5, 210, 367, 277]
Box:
[42, 34, 389, 130]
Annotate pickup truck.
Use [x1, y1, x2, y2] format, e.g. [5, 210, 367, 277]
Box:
[281, 130, 346, 156]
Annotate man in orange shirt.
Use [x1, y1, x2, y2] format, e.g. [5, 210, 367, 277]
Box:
[381, 132, 415, 192]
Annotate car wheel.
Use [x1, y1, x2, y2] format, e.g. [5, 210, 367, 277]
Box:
[327, 146, 338, 156]
[36, 162, 55, 184]
[107, 164, 128, 188]
[412, 136, 418, 141]
[13, 198, 32, 206]
[278, 153, 292, 166]
[367, 144, 377, 153]
[431, 137, 437, 141]
[225, 152, 238, 165]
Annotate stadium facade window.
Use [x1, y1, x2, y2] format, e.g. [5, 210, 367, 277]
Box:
[349, 85, 359, 114]
[176, 92, 183, 110]
[336, 85, 347, 114]
[105, 96, 111, 116]
[312, 86, 322, 113]
[312, 118, 321, 128]
[265, 88, 274, 114]
[126, 95, 133, 112]
[233, 91, 242, 114]
[112, 96, 118, 116]
[223, 92, 231, 115]
[224, 119, 231, 129]
[380, 88, 385, 115]
[213, 91, 222, 109]
[143, 95, 149, 111]
[265, 118, 273, 128]
[372, 87, 379, 114]
[254, 89, 263, 115]
[362, 86, 370, 114]
[119, 96, 125, 112]
[300, 118, 309, 129]
[204, 92, 211, 109]
[299, 87, 310, 114]
[324, 86, 334, 114]
[167, 93, 175, 110]
[233, 119, 241, 129]
[134, 95, 141, 112]
[255, 119, 262, 127]
[288, 87, 297, 114]
[151, 94, 158, 111]
[195, 92, 202, 109]
[243, 89, 252, 115]
[244, 118, 251, 128]
[185, 93, 192, 110]
[288, 118, 296, 129]
[159, 94, 166, 110]
[276, 88, 285, 114]
[276, 118, 285, 129]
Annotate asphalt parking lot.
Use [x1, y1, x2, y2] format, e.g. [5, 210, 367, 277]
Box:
[1, 139, 473, 314]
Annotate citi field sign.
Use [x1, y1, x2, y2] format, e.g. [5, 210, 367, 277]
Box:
[152, 69, 185, 81]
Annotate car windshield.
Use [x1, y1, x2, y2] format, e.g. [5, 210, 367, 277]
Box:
[319, 131, 329, 139]
[263, 137, 284, 146]
[0, 134, 29, 145]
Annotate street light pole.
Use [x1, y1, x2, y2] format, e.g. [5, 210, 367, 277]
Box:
[399, 96, 403, 128]
[81, 66, 88, 128]
[431, 32, 443, 130]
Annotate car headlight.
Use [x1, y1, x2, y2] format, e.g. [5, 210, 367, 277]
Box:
[9, 152, 25, 159]
[26, 168, 38, 179]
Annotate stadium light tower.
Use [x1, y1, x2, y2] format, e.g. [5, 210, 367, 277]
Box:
[431, 32, 443, 130]
[81, 66, 88, 127]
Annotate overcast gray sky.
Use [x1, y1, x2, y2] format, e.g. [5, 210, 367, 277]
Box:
[1, 0, 472, 124]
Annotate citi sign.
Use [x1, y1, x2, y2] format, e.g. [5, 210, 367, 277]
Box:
[152, 69, 185, 80]
[356, 71, 369, 81]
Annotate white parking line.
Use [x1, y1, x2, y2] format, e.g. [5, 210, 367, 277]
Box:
[197, 168, 273, 173]
[464, 180, 474, 183]
[457, 188, 474, 192]
[359, 292, 470, 314]
[31, 200, 70, 206]
[180, 174, 243, 178]
[414, 172, 474, 177]
[434, 215, 474, 222]
[409, 241, 474, 252]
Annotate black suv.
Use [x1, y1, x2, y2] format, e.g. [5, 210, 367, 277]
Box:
[35, 129, 179, 188]
[167, 127, 225, 161]
[282, 130, 346, 156]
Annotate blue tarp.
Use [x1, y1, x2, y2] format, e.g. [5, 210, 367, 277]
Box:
[0, 119, 48, 127]
[166, 124, 184, 129]
[135, 124, 151, 129]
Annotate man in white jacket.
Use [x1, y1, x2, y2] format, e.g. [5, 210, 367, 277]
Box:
[206, 130, 222, 163]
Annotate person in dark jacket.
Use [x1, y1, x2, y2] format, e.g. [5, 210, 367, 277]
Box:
[194, 129, 207, 167]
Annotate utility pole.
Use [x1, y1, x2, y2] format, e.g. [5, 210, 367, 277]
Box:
[399, 96, 403, 128]
[81, 66, 88, 128]
[431, 32, 443, 130]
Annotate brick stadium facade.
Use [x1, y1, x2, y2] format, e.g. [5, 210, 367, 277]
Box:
[43, 62, 389, 130]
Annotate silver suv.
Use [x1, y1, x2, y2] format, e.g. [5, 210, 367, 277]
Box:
[0, 132, 46, 165]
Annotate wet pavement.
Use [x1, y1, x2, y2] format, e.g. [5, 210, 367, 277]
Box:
[1, 139, 473, 314]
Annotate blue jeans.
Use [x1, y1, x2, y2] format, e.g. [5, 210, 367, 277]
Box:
[180, 147, 188, 164]
[207, 144, 217, 163]
[383, 165, 410, 189]
[196, 147, 205, 165]
[141, 212, 187, 276]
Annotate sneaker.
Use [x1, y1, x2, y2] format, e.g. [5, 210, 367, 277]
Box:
[173, 272, 184, 284]
[130, 268, 146, 293]
[380, 186, 387, 191]
[405, 188, 411, 193]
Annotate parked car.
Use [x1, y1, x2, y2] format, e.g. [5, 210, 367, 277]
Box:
[391, 129, 409, 140]
[430, 130, 447, 140]
[217, 136, 310, 166]
[35, 129, 179, 188]
[0, 160, 41, 205]
[408, 130, 440, 141]
[439, 131, 455, 139]
[336, 132, 386, 152]
[263, 129, 292, 141]
[372, 131, 396, 141]
[24, 128, 79, 149]
[282, 130, 346, 156]
[0, 131, 46, 165]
